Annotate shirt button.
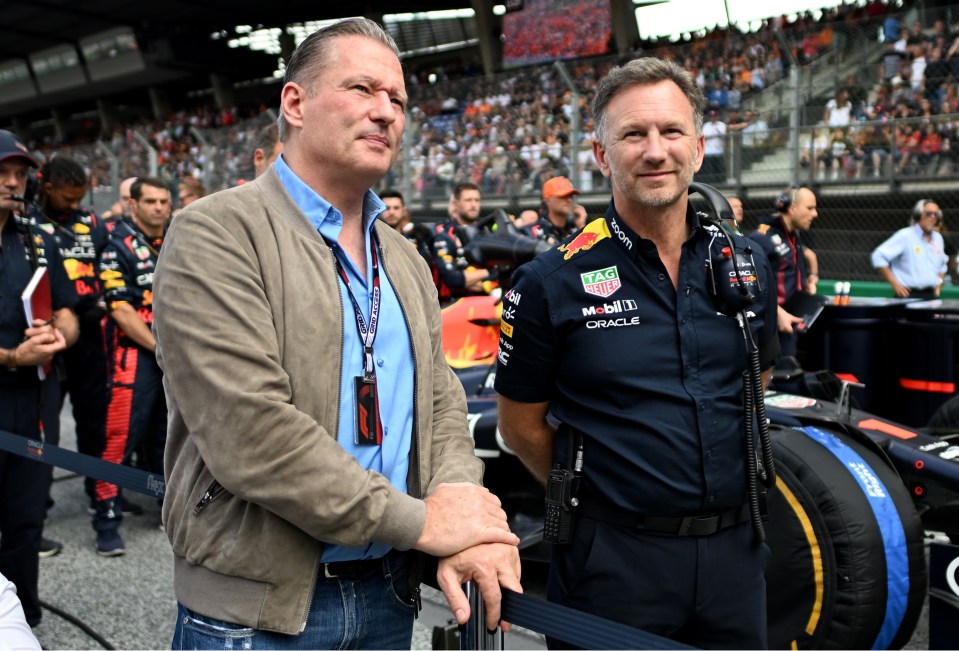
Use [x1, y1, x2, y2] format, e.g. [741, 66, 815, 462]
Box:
[377, 358, 385, 367]
[681, 318, 686, 325]
[708, 495, 715, 503]
[700, 401, 706, 410]
[658, 273, 665, 281]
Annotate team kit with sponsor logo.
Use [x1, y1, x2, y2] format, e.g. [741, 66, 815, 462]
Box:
[494, 204, 780, 515]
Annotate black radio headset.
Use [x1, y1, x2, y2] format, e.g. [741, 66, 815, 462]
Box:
[690, 182, 776, 544]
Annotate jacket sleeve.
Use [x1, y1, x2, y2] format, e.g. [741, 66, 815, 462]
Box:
[154, 206, 426, 552]
[424, 282, 484, 494]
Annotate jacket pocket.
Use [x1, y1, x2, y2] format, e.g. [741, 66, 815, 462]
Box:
[192, 479, 226, 515]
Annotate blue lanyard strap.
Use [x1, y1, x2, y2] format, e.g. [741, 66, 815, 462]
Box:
[327, 232, 381, 381]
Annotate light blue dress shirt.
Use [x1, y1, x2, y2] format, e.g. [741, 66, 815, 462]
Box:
[274, 155, 415, 562]
[870, 223, 948, 289]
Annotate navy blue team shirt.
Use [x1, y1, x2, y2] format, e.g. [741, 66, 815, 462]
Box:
[494, 202, 779, 515]
[0, 217, 76, 382]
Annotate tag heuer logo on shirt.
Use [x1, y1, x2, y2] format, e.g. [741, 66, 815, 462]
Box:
[581, 266, 621, 298]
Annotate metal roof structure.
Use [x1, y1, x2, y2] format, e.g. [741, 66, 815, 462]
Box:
[0, 0, 474, 121]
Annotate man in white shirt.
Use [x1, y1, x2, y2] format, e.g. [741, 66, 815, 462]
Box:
[871, 199, 949, 299]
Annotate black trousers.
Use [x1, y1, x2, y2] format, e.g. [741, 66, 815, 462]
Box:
[61, 317, 107, 498]
[546, 514, 769, 650]
[0, 375, 60, 626]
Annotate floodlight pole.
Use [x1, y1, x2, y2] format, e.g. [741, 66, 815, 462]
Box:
[553, 60, 581, 193]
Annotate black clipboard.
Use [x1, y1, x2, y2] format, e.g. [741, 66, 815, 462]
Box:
[783, 291, 829, 331]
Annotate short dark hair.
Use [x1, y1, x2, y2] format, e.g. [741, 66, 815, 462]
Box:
[277, 18, 399, 141]
[179, 177, 206, 198]
[41, 156, 87, 188]
[253, 122, 279, 156]
[592, 57, 706, 147]
[379, 189, 404, 204]
[131, 176, 169, 201]
[453, 182, 480, 200]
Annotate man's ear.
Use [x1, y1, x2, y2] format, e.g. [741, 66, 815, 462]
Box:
[280, 83, 307, 131]
[593, 140, 611, 178]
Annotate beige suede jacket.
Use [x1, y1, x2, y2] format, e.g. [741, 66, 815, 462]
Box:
[153, 168, 483, 635]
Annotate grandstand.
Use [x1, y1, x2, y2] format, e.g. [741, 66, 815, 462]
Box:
[4, 0, 959, 283]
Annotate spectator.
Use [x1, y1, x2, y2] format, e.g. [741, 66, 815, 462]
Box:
[843, 74, 869, 119]
[871, 199, 948, 299]
[698, 109, 727, 183]
[860, 123, 892, 177]
[741, 110, 770, 149]
[824, 88, 853, 128]
[153, 19, 520, 647]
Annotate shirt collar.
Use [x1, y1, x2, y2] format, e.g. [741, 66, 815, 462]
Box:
[604, 201, 702, 258]
[273, 154, 386, 239]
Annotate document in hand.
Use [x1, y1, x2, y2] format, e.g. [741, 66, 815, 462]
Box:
[783, 291, 829, 332]
[21, 266, 53, 380]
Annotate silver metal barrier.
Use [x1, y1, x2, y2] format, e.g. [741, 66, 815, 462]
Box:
[459, 580, 504, 650]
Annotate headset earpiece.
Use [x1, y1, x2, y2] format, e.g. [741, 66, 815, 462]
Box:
[774, 185, 800, 213]
[912, 198, 943, 225]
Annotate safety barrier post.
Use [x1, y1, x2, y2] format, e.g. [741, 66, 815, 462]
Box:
[459, 580, 504, 650]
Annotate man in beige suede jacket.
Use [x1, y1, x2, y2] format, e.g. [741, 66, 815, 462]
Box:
[153, 18, 520, 650]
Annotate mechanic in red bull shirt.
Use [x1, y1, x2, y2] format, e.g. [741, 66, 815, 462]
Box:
[495, 58, 780, 649]
[29, 156, 111, 509]
[92, 176, 170, 557]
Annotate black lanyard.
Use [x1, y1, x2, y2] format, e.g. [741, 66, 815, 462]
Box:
[328, 231, 381, 382]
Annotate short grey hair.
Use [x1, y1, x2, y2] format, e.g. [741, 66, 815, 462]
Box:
[592, 57, 706, 147]
[277, 18, 400, 141]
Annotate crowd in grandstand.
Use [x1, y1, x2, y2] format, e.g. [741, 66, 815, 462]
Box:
[11, 0, 933, 207]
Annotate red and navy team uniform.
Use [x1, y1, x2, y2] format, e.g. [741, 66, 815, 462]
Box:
[30, 204, 109, 497]
[747, 214, 810, 357]
[92, 218, 165, 532]
[0, 215, 76, 625]
[432, 220, 479, 305]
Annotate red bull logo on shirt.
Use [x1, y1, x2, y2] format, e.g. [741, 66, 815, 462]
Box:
[559, 218, 609, 260]
[581, 266, 621, 298]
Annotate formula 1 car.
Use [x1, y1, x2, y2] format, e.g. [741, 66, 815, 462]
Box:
[438, 204, 958, 649]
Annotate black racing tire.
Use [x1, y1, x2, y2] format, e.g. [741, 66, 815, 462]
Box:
[765, 425, 927, 649]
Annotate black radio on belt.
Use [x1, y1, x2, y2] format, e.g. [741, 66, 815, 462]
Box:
[544, 427, 583, 545]
[544, 465, 579, 544]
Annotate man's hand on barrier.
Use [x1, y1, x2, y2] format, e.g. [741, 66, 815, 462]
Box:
[415, 483, 519, 557]
[437, 542, 522, 631]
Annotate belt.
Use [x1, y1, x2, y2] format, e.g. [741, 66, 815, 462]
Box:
[321, 556, 386, 579]
[579, 499, 750, 537]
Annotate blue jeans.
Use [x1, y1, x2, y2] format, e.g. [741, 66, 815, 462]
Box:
[171, 550, 416, 650]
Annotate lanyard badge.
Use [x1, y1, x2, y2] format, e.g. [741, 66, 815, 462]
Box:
[329, 232, 384, 446]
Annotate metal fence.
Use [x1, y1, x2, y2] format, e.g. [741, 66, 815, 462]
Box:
[37, 1, 959, 283]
